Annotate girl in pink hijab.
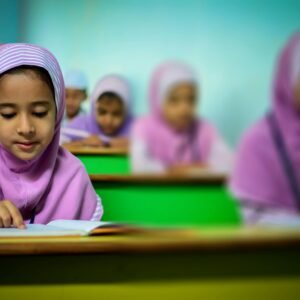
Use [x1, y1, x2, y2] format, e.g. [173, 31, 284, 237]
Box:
[230, 32, 300, 225]
[131, 61, 233, 174]
[61, 74, 132, 149]
[0, 44, 103, 228]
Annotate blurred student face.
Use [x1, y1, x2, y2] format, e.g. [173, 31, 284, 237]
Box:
[161, 83, 197, 132]
[95, 95, 126, 136]
[0, 71, 56, 161]
[65, 88, 86, 119]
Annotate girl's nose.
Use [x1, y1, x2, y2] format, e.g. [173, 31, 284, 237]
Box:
[16, 114, 35, 136]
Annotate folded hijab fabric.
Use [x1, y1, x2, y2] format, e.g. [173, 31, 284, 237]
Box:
[0, 44, 102, 223]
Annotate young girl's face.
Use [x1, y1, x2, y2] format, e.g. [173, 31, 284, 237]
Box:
[161, 83, 197, 132]
[0, 70, 56, 160]
[65, 88, 86, 119]
[95, 95, 126, 136]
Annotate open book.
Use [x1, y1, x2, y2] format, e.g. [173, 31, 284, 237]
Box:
[0, 220, 133, 237]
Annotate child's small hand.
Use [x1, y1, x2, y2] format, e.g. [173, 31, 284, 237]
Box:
[0, 200, 26, 229]
[82, 135, 104, 147]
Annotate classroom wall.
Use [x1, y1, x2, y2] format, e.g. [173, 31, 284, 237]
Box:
[15, 0, 300, 145]
[0, 0, 20, 43]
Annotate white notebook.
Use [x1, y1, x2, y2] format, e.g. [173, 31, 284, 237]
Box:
[0, 220, 130, 237]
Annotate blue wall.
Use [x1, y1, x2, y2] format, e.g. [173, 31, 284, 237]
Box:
[11, 0, 300, 144]
[0, 0, 20, 43]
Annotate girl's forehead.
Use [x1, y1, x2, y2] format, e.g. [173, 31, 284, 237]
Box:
[0, 73, 55, 104]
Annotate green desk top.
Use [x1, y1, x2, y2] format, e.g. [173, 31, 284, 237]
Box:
[67, 146, 130, 174]
[90, 174, 241, 227]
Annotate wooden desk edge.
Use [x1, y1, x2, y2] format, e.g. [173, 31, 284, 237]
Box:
[65, 147, 128, 156]
[89, 173, 227, 184]
[1, 231, 300, 256]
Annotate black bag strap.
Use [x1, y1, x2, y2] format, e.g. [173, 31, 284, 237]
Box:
[268, 112, 300, 210]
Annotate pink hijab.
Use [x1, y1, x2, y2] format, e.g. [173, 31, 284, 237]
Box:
[63, 74, 132, 142]
[133, 61, 218, 167]
[0, 44, 101, 223]
[230, 32, 300, 212]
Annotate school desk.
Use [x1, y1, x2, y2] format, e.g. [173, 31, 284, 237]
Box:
[0, 227, 300, 300]
[90, 173, 241, 226]
[66, 146, 129, 174]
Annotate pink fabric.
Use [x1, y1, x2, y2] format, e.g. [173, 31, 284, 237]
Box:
[132, 61, 218, 167]
[230, 32, 300, 212]
[0, 44, 102, 223]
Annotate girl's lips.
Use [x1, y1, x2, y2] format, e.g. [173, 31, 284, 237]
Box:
[15, 142, 39, 152]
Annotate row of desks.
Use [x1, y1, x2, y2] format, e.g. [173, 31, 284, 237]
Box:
[1, 227, 300, 299]
[1, 147, 299, 299]
[69, 146, 241, 226]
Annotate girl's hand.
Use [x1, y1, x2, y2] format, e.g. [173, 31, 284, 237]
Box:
[0, 200, 26, 229]
[81, 135, 104, 147]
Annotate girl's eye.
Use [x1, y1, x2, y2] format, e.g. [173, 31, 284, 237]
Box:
[0, 113, 16, 119]
[98, 109, 107, 115]
[33, 111, 48, 118]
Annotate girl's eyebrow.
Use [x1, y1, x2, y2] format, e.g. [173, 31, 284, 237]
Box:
[0, 103, 15, 108]
[31, 101, 51, 106]
[0, 101, 51, 108]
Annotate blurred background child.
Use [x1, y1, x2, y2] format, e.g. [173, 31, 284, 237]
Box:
[230, 32, 300, 225]
[61, 74, 133, 149]
[63, 69, 88, 127]
[131, 61, 233, 174]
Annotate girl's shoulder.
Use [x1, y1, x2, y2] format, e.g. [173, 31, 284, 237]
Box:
[56, 146, 88, 175]
[239, 118, 271, 150]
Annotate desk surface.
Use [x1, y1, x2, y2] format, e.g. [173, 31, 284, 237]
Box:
[65, 146, 128, 155]
[90, 173, 227, 184]
[1, 227, 300, 256]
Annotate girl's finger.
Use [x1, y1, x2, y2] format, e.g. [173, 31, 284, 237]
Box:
[5, 201, 26, 229]
[0, 206, 12, 227]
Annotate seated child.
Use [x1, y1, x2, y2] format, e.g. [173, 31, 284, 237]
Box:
[0, 44, 103, 227]
[131, 61, 233, 174]
[230, 32, 300, 225]
[63, 69, 88, 127]
[61, 75, 132, 149]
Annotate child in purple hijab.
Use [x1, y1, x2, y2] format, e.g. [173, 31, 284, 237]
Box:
[131, 61, 233, 174]
[61, 74, 132, 149]
[230, 32, 300, 225]
[0, 44, 103, 228]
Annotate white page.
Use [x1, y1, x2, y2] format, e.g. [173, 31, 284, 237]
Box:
[47, 220, 114, 233]
[0, 224, 85, 237]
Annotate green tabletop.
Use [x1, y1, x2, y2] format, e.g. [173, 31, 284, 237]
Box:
[91, 174, 241, 226]
[67, 147, 130, 174]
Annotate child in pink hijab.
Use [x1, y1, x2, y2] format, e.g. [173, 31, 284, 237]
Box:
[230, 32, 300, 225]
[0, 44, 103, 228]
[61, 74, 132, 149]
[131, 61, 233, 174]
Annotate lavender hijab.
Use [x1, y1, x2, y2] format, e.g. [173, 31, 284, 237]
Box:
[133, 61, 218, 167]
[230, 32, 300, 212]
[63, 75, 132, 142]
[0, 44, 101, 223]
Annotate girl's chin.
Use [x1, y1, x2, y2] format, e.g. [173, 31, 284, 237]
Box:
[12, 146, 43, 161]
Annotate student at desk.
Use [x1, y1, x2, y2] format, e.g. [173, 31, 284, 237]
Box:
[230, 32, 300, 225]
[62, 69, 88, 127]
[61, 75, 132, 149]
[131, 61, 233, 174]
[0, 44, 103, 228]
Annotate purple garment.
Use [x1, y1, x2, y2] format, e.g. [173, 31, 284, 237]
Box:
[63, 75, 132, 141]
[230, 32, 300, 212]
[0, 44, 102, 223]
[132, 61, 219, 167]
